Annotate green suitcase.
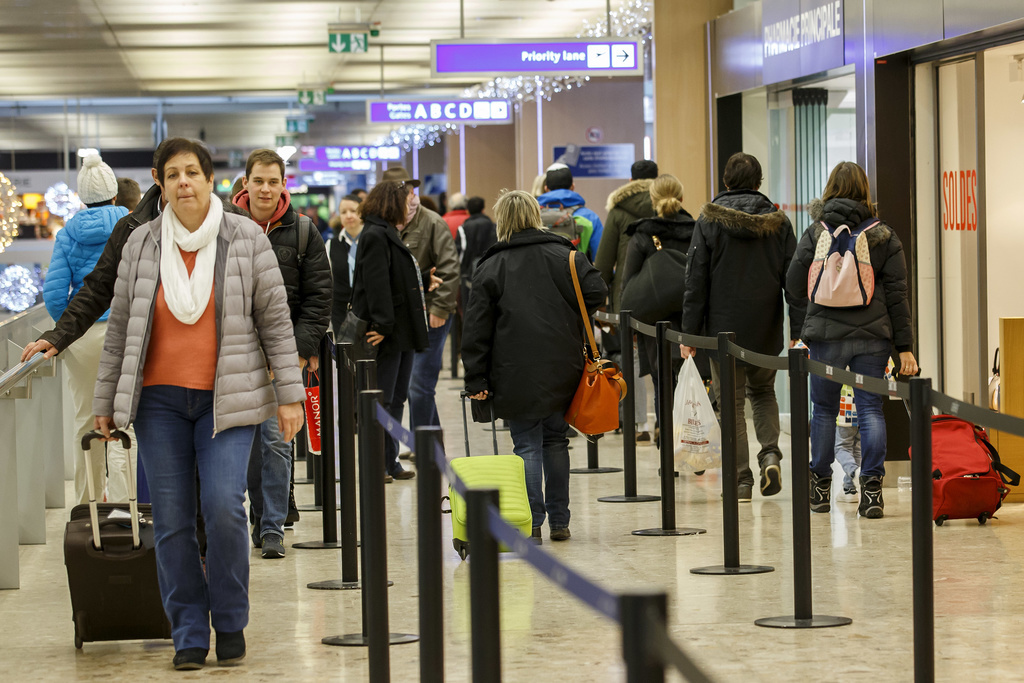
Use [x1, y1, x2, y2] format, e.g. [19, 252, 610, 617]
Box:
[450, 394, 533, 560]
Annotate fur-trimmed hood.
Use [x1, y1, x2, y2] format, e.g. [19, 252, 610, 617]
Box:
[807, 197, 892, 248]
[698, 190, 789, 240]
[606, 178, 653, 211]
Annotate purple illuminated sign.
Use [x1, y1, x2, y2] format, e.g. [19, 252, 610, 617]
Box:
[298, 158, 373, 172]
[367, 99, 511, 125]
[431, 39, 642, 77]
[313, 145, 401, 162]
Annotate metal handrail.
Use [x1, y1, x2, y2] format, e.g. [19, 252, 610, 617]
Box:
[0, 352, 47, 397]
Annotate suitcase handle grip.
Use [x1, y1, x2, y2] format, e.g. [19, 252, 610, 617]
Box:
[82, 429, 132, 452]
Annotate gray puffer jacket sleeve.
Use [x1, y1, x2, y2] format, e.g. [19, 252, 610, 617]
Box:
[92, 239, 136, 423]
[250, 229, 304, 406]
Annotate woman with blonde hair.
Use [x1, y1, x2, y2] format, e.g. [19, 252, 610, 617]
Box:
[462, 190, 606, 543]
[786, 160, 917, 519]
[620, 174, 697, 435]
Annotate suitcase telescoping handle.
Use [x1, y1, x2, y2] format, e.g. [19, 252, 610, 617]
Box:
[460, 391, 499, 456]
[82, 430, 140, 551]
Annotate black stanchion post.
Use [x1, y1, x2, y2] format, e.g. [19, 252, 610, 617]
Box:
[621, 591, 667, 683]
[295, 422, 314, 483]
[308, 344, 362, 586]
[295, 336, 342, 549]
[570, 433, 621, 474]
[323, 390, 417, 651]
[691, 332, 773, 575]
[467, 488, 501, 683]
[358, 358, 378, 392]
[756, 348, 850, 629]
[600, 310, 660, 504]
[909, 377, 934, 683]
[416, 426, 445, 683]
[633, 322, 705, 537]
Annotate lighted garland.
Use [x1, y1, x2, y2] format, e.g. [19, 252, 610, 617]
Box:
[0, 264, 40, 313]
[0, 172, 21, 255]
[376, 122, 461, 152]
[44, 182, 83, 220]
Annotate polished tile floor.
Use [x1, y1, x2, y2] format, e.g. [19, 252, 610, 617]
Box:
[3, 371, 1023, 681]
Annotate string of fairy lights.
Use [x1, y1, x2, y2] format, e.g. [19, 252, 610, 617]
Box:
[376, 0, 653, 151]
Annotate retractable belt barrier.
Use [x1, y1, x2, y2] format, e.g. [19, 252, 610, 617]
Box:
[372, 401, 711, 683]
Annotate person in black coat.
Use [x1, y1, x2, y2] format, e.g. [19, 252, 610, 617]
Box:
[458, 196, 497, 305]
[328, 194, 364, 332]
[620, 174, 697, 436]
[786, 161, 918, 519]
[351, 181, 430, 480]
[681, 153, 805, 503]
[462, 190, 607, 543]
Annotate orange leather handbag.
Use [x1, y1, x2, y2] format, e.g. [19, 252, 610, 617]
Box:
[564, 250, 627, 435]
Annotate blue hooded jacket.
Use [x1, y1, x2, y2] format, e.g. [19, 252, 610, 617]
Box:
[44, 204, 129, 322]
[536, 189, 604, 259]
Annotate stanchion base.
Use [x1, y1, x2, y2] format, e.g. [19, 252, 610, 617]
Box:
[322, 633, 419, 647]
[296, 504, 341, 512]
[481, 425, 511, 433]
[690, 564, 774, 575]
[754, 615, 852, 629]
[293, 478, 314, 485]
[292, 541, 344, 550]
[632, 527, 706, 536]
[598, 494, 661, 503]
[569, 467, 623, 474]
[308, 579, 361, 590]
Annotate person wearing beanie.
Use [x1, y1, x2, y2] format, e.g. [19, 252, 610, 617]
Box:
[535, 163, 605, 261]
[43, 154, 137, 505]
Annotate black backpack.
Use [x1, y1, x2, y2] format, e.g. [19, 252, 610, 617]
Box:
[619, 235, 687, 324]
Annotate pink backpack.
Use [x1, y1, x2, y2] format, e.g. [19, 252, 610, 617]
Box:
[807, 219, 880, 307]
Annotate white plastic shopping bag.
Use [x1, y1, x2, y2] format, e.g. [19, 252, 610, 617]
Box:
[672, 356, 722, 472]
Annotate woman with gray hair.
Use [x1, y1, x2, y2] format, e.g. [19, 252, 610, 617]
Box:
[462, 190, 607, 543]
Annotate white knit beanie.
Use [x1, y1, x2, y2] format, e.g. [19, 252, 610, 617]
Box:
[77, 154, 118, 205]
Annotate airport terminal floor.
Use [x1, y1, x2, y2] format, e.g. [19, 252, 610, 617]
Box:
[3, 359, 1024, 682]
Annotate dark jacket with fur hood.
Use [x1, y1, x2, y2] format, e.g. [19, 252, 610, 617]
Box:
[595, 179, 655, 311]
[682, 190, 803, 356]
[786, 197, 913, 351]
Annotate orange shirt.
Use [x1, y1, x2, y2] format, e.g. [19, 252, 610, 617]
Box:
[143, 249, 218, 390]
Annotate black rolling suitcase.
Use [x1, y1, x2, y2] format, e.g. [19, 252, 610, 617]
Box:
[64, 430, 171, 649]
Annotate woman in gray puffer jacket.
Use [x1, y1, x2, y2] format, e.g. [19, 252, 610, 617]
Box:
[93, 138, 304, 671]
[786, 161, 918, 521]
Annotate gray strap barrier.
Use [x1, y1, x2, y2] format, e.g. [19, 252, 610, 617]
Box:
[929, 389, 1024, 440]
[725, 341, 790, 372]
[629, 318, 657, 339]
[665, 328, 717, 351]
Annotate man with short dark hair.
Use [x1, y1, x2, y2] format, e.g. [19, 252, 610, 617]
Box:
[233, 148, 331, 558]
[536, 164, 604, 260]
[681, 152, 804, 503]
[114, 177, 142, 212]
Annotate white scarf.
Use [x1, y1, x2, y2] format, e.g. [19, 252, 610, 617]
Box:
[160, 197, 222, 324]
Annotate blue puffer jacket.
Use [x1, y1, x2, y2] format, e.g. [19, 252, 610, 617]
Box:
[44, 204, 129, 322]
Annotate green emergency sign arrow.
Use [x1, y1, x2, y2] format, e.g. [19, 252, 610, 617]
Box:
[329, 32, 368, 53]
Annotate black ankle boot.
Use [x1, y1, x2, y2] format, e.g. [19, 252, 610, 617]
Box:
[216, 630, 246, 666]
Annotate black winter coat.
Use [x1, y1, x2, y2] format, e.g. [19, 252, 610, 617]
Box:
[682, 190, 804, 356]
[351, 215, 429, 354]
[261, 204, 332, 360]
[786, 198, 913, 351]
[460, 212, 497, 291]
[462, 229, 607, 421]
[38, 185, 252, 354]
[328, 232, 356, 333]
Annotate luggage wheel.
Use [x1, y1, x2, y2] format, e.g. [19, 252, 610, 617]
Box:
[74, 613, 84, 649]
[935, 516, 947, 527]
[75, 635, 83, 650]
[978, 513, 989, 525]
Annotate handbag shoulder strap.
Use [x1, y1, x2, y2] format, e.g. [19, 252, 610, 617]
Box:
[568, 249, 599, 360]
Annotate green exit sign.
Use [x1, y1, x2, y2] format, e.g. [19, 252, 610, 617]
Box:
[297, 89, 325, 106]
[275, 135, 295, 147]
[329, 32, 368, 53]
[286, 119, 308, 134]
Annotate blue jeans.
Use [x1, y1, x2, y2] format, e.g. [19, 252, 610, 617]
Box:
[377, 347, 415, 475]
[835, 424, 862, 489]
[133, 385, 256, 652]
[409, 316, 453, 430]
[807, 339, 890, 480]
[247, 413, 293, 541]
[507, 413, 571, 529]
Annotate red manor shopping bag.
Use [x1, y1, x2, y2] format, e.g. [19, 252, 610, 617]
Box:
[304, 370, 322, 454]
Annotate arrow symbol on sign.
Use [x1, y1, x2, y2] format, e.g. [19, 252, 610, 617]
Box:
[330, 34, 345, 52]
[617, 49, 629, 63]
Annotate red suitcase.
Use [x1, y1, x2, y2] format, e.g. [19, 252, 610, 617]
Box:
[64, 431, 171, 648]
[916, 416, 1020, 526]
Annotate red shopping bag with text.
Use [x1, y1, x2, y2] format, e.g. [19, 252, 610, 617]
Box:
[304, 370, 322, 454]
